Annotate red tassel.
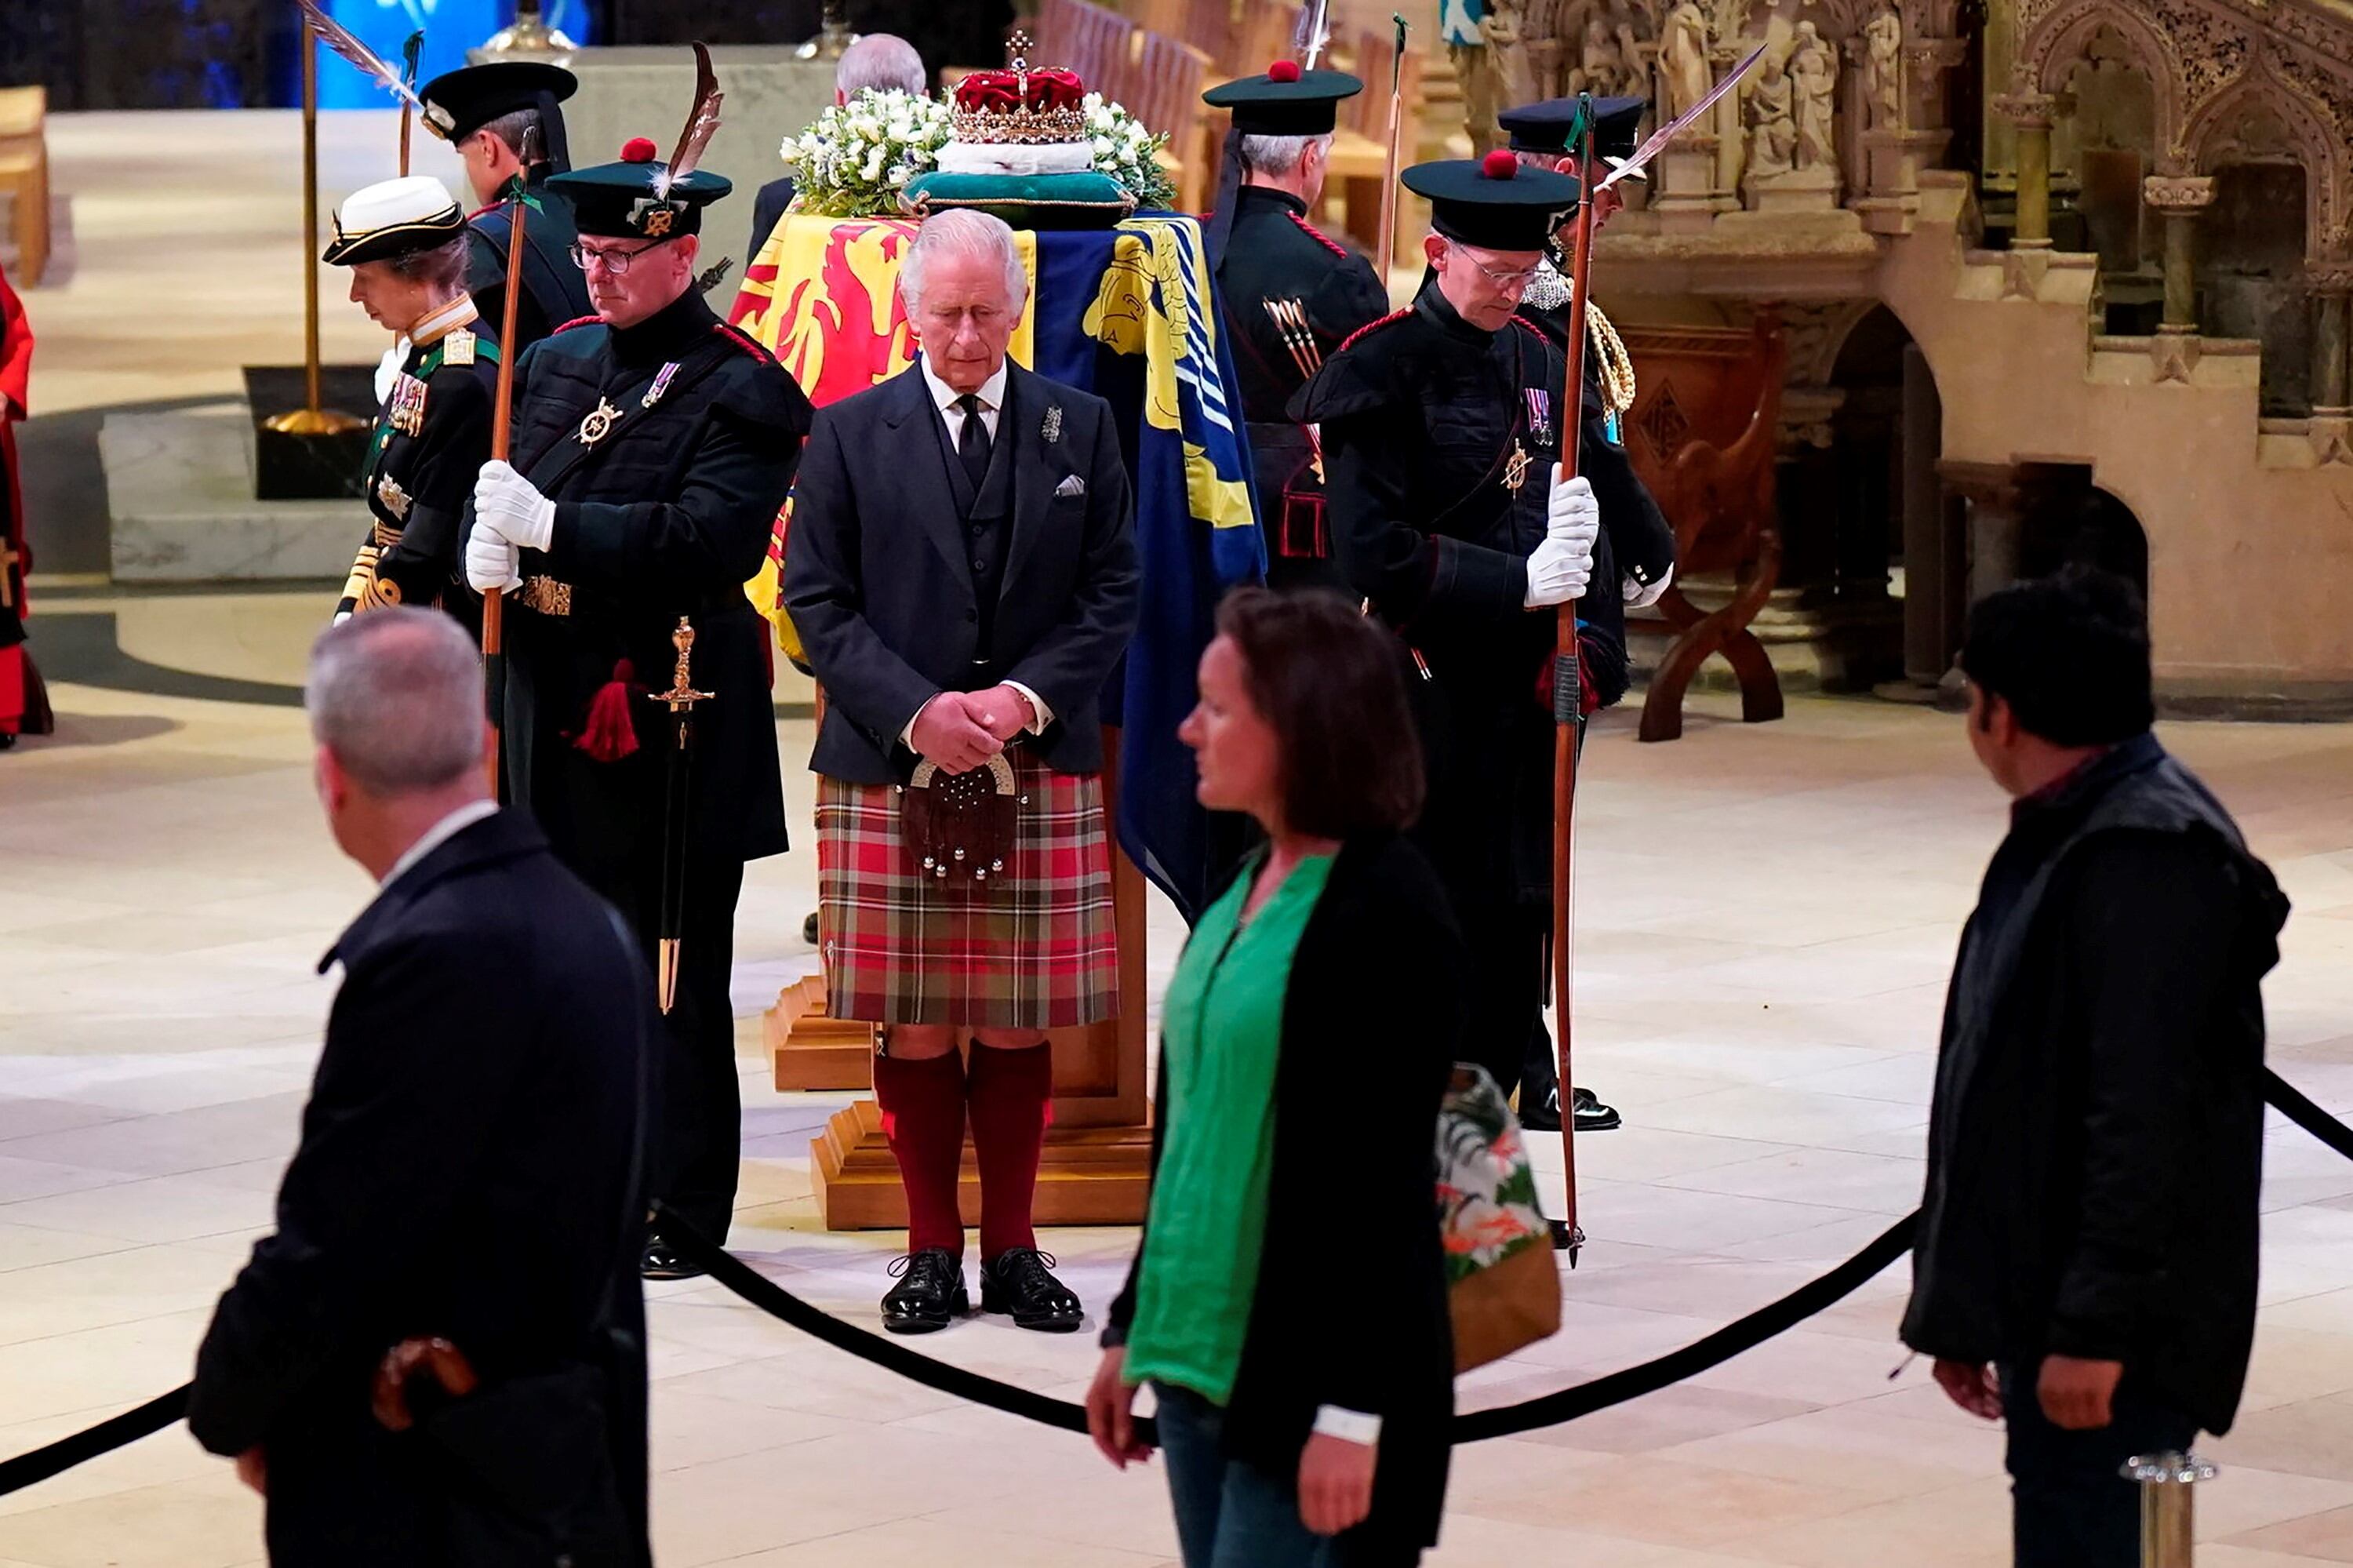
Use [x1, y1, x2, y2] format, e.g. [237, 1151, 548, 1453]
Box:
[573, 659, 642, 762]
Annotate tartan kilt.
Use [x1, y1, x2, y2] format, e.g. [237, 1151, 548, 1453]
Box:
[816, 749, 1118, 1030]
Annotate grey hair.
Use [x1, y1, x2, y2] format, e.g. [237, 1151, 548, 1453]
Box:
[837, 33, 927, 96]
[307, 608, 485, 793]
[900, 208, 1027, 313]
[477, 107, 544, 162]
[1240, 131, 1333, 177]
[388, 234, 471, 296]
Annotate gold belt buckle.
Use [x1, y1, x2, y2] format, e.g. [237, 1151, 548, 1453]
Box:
[518, 575, 573, 617]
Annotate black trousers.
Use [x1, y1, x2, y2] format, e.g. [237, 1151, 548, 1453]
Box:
[2000, 1362, 2197, 1568]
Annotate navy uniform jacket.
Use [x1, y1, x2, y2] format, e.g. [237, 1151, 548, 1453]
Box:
[1294, 281, 1606, 909]
[189, 810, 655, 1567]
[467, 170, 594, 357]
[1213, 186, 1391, 584]
[340, 318, 500, 631]
[495, 287, 810, 882]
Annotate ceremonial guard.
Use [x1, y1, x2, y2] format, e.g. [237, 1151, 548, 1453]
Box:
[464, 137, 813, 1281]
[1200, 62, 1391, 592]
[0, 256, 48, 750]
[324, 176, 499, 628]
[1293, 154, 1603, 1119]
[783, 209, 1140, 1337]
[419, 60, 592, 355]
[1496, 96, 1682, 1133]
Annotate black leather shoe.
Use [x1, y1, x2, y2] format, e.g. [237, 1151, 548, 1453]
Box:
[802, 911, 820, 945]
[1518, 1085, 1562, 1133]
[882, 1247, 969, 1333]
[980, 1247, 1083, 1332]
[641, 1237, 705, 1281]
[1572, 1086, 1624, 1133]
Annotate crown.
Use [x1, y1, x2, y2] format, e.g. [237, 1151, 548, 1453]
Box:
[949, 32, 1089, 144]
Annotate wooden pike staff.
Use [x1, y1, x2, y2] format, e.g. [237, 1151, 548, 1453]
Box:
[1374, 14, 1407, 278]
[398, 30, 424, 175]
[1549, 93, 1599, 1261]
[482, 129, 538, 796]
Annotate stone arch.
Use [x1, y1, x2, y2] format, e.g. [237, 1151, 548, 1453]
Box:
[2180, 47, 2348, 260]
[2017, 0, 2184, 162]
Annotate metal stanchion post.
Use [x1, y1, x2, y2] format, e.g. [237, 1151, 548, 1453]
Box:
[2126, 1450, 2216, 1568]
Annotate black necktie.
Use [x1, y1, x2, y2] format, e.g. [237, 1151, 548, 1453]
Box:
[956, 392, 991, 489]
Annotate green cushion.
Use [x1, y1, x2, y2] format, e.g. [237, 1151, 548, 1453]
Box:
[901, 169, 1136, 231]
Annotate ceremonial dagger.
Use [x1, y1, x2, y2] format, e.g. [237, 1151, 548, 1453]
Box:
[648, 618, 712, 1014]
[1546, 49, 1766, 1261]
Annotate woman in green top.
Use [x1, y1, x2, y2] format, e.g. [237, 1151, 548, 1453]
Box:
[1088, 589, 1468, 1567]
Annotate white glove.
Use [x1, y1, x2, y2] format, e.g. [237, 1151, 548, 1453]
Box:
[1624, 562, 1674, 609]
[465, 524, 522, 595]
[333, 609, 353, 628]
[375, 337, 409, 406]
[473, 460, 557, 553]
[1526, 466, 1598, 608]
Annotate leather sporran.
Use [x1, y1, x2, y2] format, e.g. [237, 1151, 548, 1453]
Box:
[1437, 1064, 1562, 1373]
[902, 754, 1020, 885]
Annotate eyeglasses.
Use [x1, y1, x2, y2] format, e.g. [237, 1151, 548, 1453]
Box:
[569, 240, 666, 275]
[1449, 247, 1544, 290]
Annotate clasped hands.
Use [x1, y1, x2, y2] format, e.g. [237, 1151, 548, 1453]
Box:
[910, 685, 1037, 773]
[464, 460, 557, 594]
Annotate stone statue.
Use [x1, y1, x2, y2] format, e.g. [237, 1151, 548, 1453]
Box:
[1744, 50, 1797, 184]
[1573, 11, 1627, 96]
[1662, 0, 1714, 122]
[1484, 0, 1540, 114]
[1863, 8, 1903, 132]
[1790, 20, 1839, 169]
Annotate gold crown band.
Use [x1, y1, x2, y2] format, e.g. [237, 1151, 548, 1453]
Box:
[948, 101, 1088, 145]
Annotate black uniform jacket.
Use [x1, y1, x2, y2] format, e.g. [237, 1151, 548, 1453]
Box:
[1108, 833, 1463, 1549]
[495, 288, 811, 872]
[340, 318, 500, 628]
[1900, 734, 2287, 1435]
[747, 175, 798, 270]
[1214, 185, 1391, 573]
[189, 809, 656, 1567]
[783, 359, 1141, 785]
[467, 170, 595, 358]
[1293, 282, 1603, 906]
[1517, 292, 1678, 600]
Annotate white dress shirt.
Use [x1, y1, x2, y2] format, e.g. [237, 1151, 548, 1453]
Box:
[900, 356, 1052, 751]
[381, 799, 501, 887]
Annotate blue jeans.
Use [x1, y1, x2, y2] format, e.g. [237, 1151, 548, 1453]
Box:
[1153, 1384, 1417, 1568]
[2000, 1361, 2198, 1568]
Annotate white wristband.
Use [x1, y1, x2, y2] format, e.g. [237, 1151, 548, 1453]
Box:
[1311, 1406, 1382, 1446]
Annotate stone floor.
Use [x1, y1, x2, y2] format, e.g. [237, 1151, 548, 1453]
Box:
[3, 627, 2351, 1566]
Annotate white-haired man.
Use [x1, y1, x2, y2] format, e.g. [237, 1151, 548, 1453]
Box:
[188, 609, 654, 1567]
[1200, 63, 1393, 595]
[747, 32, 929, 263]
[783, 208, 1141, 1337]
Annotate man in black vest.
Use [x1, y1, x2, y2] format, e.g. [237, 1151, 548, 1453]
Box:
[464, 138, 813, 1281]
[1199, 62, 1391, 593]
[1902, 569, 2287, 1568]
[420, 60, 594, 355]
[784, 208, 1140, 1337]
[190, 609, 653, 1567]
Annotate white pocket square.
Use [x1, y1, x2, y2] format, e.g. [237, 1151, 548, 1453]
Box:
[1053, 474, 1087, 498]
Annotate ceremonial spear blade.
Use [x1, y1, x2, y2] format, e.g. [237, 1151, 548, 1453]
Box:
[1597, 41, 1769, 190]
[648, 618, 714, 1013]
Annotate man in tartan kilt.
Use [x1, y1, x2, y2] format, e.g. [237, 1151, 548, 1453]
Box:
[784, 209, 1142, 1335]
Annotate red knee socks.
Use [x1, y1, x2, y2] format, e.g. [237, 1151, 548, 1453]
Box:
[873, 1049, 967, 1255]
[966, 1042, 1054, 1260]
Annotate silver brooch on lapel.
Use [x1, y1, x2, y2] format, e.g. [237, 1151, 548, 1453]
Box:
[1041, 404, 1063, 444]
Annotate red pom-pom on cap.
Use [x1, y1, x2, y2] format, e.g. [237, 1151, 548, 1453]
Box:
[620, 136, 658, 163]
[1481, 148, 1519, 180]
[1267, 59, 1303, 82]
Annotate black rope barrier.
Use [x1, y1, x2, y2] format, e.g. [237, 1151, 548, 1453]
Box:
[0, 1075, 2346, 1497]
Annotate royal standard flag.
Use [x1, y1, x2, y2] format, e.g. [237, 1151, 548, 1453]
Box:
[731, 211, 1264, 922]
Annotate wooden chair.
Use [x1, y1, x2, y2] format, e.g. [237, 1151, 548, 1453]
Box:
[1322, 28, 1421, 256]
[1616, 311, 1789, 742]
[1127, 33, 1211, 209]
[0, 87, 49, 287]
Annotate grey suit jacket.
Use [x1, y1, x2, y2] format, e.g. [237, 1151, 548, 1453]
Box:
[782, 359, 1141, 784]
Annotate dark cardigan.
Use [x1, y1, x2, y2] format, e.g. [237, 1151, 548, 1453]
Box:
[1108, 831, 1464, 1551]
